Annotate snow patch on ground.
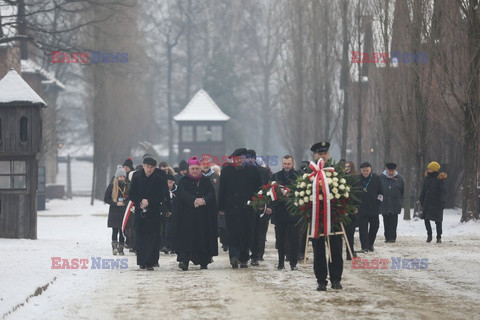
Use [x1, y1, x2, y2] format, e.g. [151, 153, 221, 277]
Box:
[1, 198, 480, 319]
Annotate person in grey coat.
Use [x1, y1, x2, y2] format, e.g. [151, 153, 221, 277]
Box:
[358, 162, 384, 252]
[379, 163, 405, 243]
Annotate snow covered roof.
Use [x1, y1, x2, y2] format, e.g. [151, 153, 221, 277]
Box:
[173, 89, 230, 122]
[21, 59, 66, 90]
[0, 69, 47, 107]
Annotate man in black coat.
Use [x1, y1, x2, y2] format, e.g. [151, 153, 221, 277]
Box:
[174, 160, 188, 184]
[270, 155, 300, 270]
[129, 154, 171, 270]
[218, 148, 262, 268]
[176, 157, 218, 270]
[419, 161, 447, 243]
[358, 162, 384, 252]
[379, 163, 404, 243]
[247, 149, 273, 266]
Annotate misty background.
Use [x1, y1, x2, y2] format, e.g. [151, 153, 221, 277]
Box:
[0, 0, 479, 222]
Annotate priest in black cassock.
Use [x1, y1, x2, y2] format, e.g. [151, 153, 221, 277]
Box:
[176, 156, 218, 270]
[129, 154, 170, 270]
[218, 148, 263, 268]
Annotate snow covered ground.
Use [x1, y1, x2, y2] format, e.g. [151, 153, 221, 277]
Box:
[1, 197, 480, 319]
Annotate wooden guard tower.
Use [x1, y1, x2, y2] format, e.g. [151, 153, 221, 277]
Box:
[0, 69, 47, 239]
[174, 90, 230, 161]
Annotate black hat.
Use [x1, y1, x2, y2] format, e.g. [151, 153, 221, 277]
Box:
[246, 149, 256, 158]
[123, 157, 134, 170]
[179, 160, 188, 171]
[229, 148, 247, 158]
[359, 162, 371, 168]
[310, 141, 330, 153]
[142, 154, 157, 166]
[385, 162, 397, 170]
[166, 174, 175, 181]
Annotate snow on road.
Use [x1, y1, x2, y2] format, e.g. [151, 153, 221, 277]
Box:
[1, 199, 480, 319]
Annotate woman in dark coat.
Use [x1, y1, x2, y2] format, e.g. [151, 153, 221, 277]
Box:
[176, 156, 218, 270]
[419, 161, 447, 243]
[104, 165, 129, 255]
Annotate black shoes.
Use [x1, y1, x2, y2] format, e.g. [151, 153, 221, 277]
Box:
[436, 238, 442, 243]
[178, 261, 189, 271]
[427, 235, 433, 243]
[200, 265, 208, 270]
[153, 263, 159, 267]
[291, 265, 298, 271]
[251, 259, 259, 266]
[277, 262, 285, 270]
[316, 283, 327, 291]
[368, 246, 374, 252]
[231, 258, 239, 269]
[331, 281, 343, 289]
[146, 266, 154, 271]
[240, 261, 248, 268]
[139, 265, 146, 270]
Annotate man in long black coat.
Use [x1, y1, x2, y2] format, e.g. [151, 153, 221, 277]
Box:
[218, 148, 262, 268]
[270, 155, 300, 270]
[129, 154, 170, 270]
[176, 159, 218, 270]
[358, 162, 384, 252]
[247, 149, 273, 266]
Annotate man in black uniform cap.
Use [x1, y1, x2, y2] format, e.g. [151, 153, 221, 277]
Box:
[308, 141, 344, 291]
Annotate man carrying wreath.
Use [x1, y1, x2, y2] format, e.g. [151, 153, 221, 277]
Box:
[307, 141, 344, 291]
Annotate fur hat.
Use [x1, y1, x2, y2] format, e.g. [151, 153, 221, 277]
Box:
[114, 165, 126, 178]
[427, 161, 440, 172]
[229, 148, 247, 158]
[142, 154, 157, 166]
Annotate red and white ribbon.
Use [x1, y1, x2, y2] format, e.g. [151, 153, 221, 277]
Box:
[269, 182, 290, 201]
[308, 159, 335, 238]
[122, 200, 134, 237]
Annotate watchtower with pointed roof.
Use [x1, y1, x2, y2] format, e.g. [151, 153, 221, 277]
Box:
[174, 89, 230, 161]
[0, 69, 46, 239]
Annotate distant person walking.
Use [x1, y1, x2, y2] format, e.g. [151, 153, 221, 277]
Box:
[419, 162, 447, 243]
[104, 165, 129, 256]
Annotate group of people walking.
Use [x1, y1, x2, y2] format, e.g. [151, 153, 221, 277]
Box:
[103, 142, 447, 291]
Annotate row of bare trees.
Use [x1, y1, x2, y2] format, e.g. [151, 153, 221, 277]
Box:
[1, 0, 477, 220]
